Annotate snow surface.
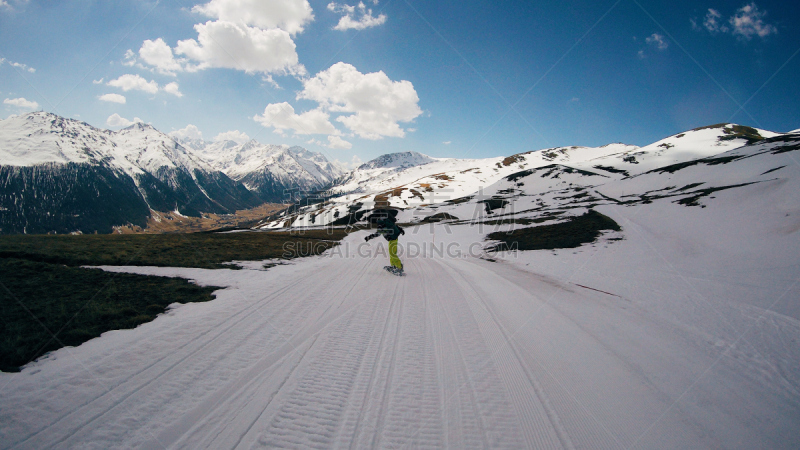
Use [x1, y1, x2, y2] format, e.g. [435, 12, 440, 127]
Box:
[1, 121, 798, 448]
[2, 169, 798, 448]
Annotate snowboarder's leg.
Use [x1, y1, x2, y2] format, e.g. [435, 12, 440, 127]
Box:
[389, 239, 403, 270]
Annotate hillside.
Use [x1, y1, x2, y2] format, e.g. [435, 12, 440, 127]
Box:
[0, 113, 341, 234]
[259, 123, 789, 231]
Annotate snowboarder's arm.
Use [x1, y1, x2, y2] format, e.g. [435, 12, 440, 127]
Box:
[364, 232, 380, 241]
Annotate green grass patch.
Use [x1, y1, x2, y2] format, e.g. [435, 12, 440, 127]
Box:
[0, 258, 221, 372]
[485, 210, 620, 252]
[0, 230, 356, 371]
[0, 229, 349, 270]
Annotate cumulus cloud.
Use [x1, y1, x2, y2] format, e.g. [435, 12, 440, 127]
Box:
[9, 61, 35, 73]
[213, 130, 250, 143]
[99, 93, 126, 104]
[106, 113, 143, 128]
[169, 124, 204, 140]
[4, 97, 39, 111]
[695, 8, 728, 33]
[645, 33, 669, 50]
[730, 3, 777, 39]
[326, 135, 352, 149]
[298, 62, 422, 139]
[328, 1, 387, 31]
[308, 136, 354, 150]
[175, 21, 304, 75]
[1, 0, 28, 11]
[139, 38, 184, 75]
[163, 82, 183, 97]
[254, 102, 337, 135]
[693, 3, 776, 40]
[192, 0, 314, 35]
[108, 74, 159, 94]
[123, 49, 138, 67]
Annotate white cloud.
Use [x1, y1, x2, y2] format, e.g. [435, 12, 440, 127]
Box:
[332, 153, 362, 168]
[702, 8, 728, 33]
[92, 78, 105, 84]
[163, 82, 183, 97]
[299, 62, 422, 139]
[693, 4, 776, 40]
[326, 135, 352, 149]
[169, 124, 204, 140]
[99, 93, 126, 104]
[443, 141, 451, 145]
[213, 130, 250, 143]
[139, 38, 183, 75]
[193, 0, 314, 35]
[123, 49, 137, 67]
[175, 20, 304, 75]
[645, 33, 668, 50]
[106, 113, 143, 128]
[9, 61, 35, 73]
[328, 1, 386, 31]
[4, 97, 39, 111]
[637, 49, 645, 59]
[1, 0, 27, 11]
[254, 102, 337, 135]
[108, 74, 159, 94]
[730, 3, 777, 40]
[309, 136, 354, 151]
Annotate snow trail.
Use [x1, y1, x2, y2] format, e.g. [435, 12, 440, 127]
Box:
[1, 224, 799, 449]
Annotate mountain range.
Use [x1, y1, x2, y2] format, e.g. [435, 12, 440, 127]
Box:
[0, 112, 344, 234]
[260, 123, 799, 233]
[1, 112, 797, 236]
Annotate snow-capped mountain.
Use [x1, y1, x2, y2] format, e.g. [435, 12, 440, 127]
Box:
[357, 151, 437, 170]
[0, 112, 338, 234]
[174, 138, 345, 202]
[258, 123, 795, 230]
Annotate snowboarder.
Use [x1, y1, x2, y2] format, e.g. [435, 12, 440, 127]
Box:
[364, 209, 405, 276]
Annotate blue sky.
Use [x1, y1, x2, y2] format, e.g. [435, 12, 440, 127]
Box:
[1, 0, 798, 166]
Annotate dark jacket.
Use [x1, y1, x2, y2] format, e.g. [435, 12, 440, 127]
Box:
[365, 216, 404, 242]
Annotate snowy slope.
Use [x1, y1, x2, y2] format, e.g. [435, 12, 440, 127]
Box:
[0, 113, 346, 232]
[2, 169, 798, 447]
[0, 124, 798, 448]
[259, 124, 781, 229]
[179, 138, 345, 191]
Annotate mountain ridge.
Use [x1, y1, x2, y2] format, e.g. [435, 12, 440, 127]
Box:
[0, 112, 343, 234]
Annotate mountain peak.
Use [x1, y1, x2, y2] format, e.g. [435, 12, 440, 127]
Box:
[121, 122, 155, 132]
[358, 151, 436, 170]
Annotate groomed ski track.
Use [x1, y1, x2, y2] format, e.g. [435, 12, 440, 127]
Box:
[2, 224, 799, 449]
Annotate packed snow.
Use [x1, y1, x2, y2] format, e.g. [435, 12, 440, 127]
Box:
[0, 123, 798, 448]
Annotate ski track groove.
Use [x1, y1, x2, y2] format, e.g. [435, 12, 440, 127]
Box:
[173, 256, 375, 449]
[441, 258, 571, 449]
[4, 243, 749, 448]
[345, 280, 401, 449]
[248, 275, 389, 447]
[10, 259, 363, 449]
[12, 278, 301, 449]
[370, 279, 404, 449]
[450, 258, 626, 449]
[432, 261, 495, 448]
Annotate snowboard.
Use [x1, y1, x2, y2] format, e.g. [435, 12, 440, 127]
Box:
[384, 265, 406, 276]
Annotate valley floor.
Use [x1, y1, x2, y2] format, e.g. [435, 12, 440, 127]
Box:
[1, 201, 799, 449]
